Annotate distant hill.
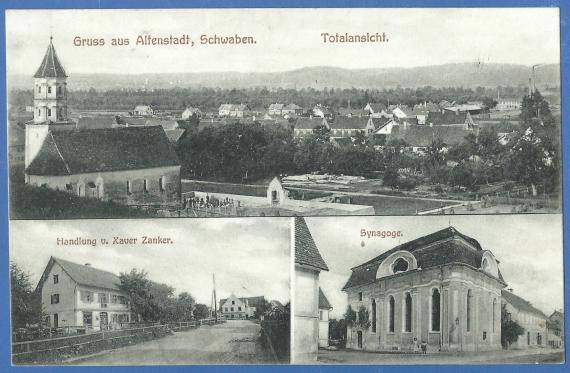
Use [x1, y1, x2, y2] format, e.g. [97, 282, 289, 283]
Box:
[8, 63, 560, 91]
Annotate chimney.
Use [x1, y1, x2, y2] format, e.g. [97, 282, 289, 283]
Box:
[85, 263, 91, 267]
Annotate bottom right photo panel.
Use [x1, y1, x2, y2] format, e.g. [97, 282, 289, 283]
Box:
[292, 214, 564, 364]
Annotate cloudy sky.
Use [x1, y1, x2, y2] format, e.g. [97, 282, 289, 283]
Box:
[6, 8, 560, 75]
[10, 218, 291, 305]
[306, 214, 564, 319]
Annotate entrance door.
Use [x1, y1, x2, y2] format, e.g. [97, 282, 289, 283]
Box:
[100, 312, 108, 331]
[53, 313, 59, 328]
[357, 331, 363, 349]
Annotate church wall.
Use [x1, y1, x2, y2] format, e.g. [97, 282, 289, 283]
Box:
[27, 165, 181, 206]
[345, 264, 503, 353]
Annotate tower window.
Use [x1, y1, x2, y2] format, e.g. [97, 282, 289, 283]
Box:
[126, 180, 131, 195]
[58, 86, 62, 94]
[48, 86, 52, 94]
[38, 86, 41, 93]
[47, 108, 52, 117]
[143, 179, 148, 193]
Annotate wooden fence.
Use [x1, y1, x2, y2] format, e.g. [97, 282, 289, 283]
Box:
[13, 319, 225, 364]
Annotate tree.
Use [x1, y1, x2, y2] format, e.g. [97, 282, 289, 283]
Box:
[193, 304, 210, 320]
[344, 305, 357, 326]
[175, 292, 196, 321]
[356, 305, 371, 330]
[482, 97, 498, 109]
[328, 318, 347, 347]
[501, 304, 525, 349]
[383, 167, 400, 189]
[119, 269, 155, 322]
[10, 262, 41, 328]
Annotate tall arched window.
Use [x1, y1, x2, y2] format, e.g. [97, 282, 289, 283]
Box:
[431, 289, 441, 332]
[404, 293, 412, 332]
[388, 296, 395, 333]
[372, 299, 377, 333]
[466, 289, 472, 332]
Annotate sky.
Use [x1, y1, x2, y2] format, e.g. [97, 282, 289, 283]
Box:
[306, 214, 564, 319]
[9, 218, 291, 305]
[5, 8, 560, 75]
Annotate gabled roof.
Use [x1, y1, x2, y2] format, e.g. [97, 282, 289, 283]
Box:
[268, 103, 285, 110]
[343, 227, 503, 290]
[294, 117, 326, 130]
[319, 288, 332, 310]
[426, 111, 469, 125]
[295, 217, 329, 271]
[365, 103, 387, 113]
[26, 126, 180, 176]
[370, 117, 394, 130]
[219, 295, 266, 310]
[34, 39, 67, 78]
[502, 290, 546, 319]
[37, 257, 122, 292]
[387, 125, 472, 147]
[330, 116, 370, 130]
[164, 128, 187, 144]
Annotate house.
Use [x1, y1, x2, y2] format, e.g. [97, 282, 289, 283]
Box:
[219, 295, 266, 319]
[293, 117, 329, 137]
[25, 126, 181, 206]
[329, 117, 375, 137]
[497, 97, 522, 111]
[36, 257, 131, 331]
[294, 217, 329, 362]
[133, 105, 154, 116]
[371, 117, 397, 135]
[282, 104, 303, 116]
[426, 111, 477, 129]
[547, 310, 564, 349]
[343, 226, 505, 352]
[218, 104, 251, 118]
[501, 290, 548, 349]
[312, 105, 334, 119]
[412, 102, 440, 125]
[318, 288, 332, 348]
[443, 104, 488, 115]
[364, 103, 389, 118]
[268, 103, 285, 116]
[386, 125, 473, 153]
[391, 105, 414, 120]
[181, 106, 202, 119]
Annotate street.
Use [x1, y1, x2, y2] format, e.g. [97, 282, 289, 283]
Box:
[73, 320, 275, 365]
[317, 348, 564, 364]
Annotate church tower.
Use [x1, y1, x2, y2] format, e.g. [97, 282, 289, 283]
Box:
[25, 37, 73, 169]
[33, 36, 68, 123]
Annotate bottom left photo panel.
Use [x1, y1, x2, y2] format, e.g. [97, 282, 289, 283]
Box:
[9, 218, 291, 365]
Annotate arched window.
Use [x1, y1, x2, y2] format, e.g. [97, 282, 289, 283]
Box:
[431, 289, 441, 332]
[404, 293, 412, 332]
[388, 296, 395, 333]
[466, 289, 472, 332]
[393, 258, 409, 273]
[372, 299, 377, 333]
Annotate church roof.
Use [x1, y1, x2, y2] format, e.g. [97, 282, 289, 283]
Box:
[343, 227, 504, 290]
[34, 39, 67, 78]
[26, 126, 180, 176]
[294, 217, 329, 271]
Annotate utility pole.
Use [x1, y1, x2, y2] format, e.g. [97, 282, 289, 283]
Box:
[210, 273, 218, 322]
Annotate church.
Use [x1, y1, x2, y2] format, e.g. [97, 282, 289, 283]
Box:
[343, 226, 505, 352]
[24, 38, 181, 206]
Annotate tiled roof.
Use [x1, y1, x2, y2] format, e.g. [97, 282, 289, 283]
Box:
[294, 217, 329, 271]
[294, 117, 326, 130]
[502, 290, 546, 318]
[426, 111, 469, 125]
[45, 257, 122, 291]
[26, 126, 180, 176]
[366, 103, 386, 113]
[342, 227, 502, 290]
[219, 296, 266, 310]
[330, 117, 369, 130]
[76, 116, 115, 130]
[387, 125, 472, 147]
[319, 288, 332, 310]
[34, 39, 67, 78]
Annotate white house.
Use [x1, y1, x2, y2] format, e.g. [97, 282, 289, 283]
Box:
[36, 257, 131, 331]
[133, 105, 154, 116]
[318, 288, 332, 348]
